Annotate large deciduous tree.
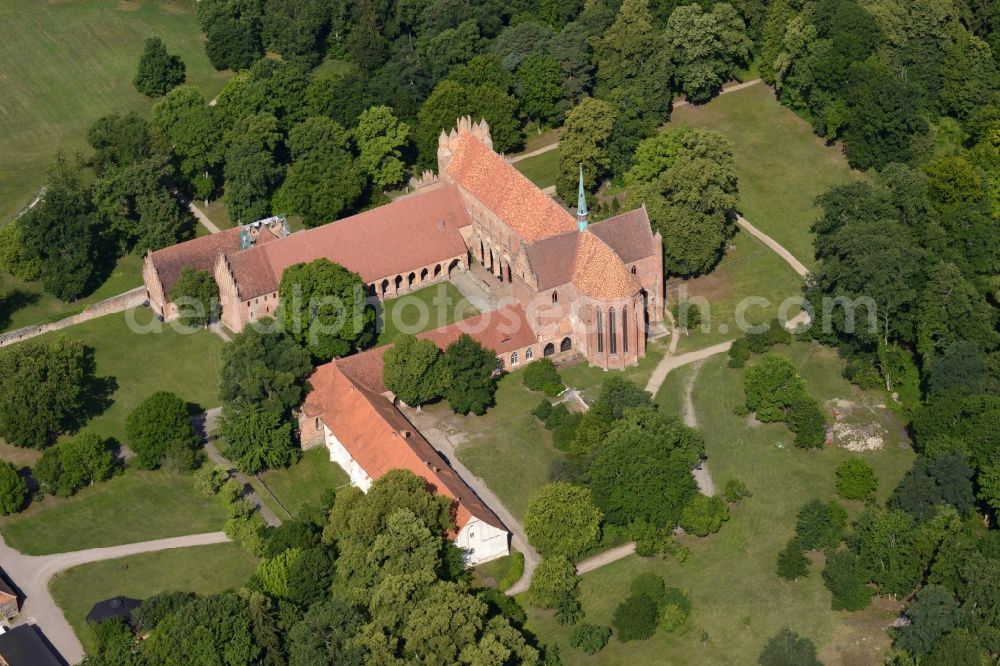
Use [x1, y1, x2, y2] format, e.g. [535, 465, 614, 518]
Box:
[125, 391, 201, 471]
[219, 324, 312, 415]
[33, 432, 116, 497]
[169, 267, 218, 328]
[224, 113, 284, 224]
[0, 462, 27, 515]
[441, 334, 499, 415]
[352, 106, 410, 191]
[219, 403, 297, 474]
[133, 37, 186, 97]
[525, 483, 603, 559]
[152, 86, 226, 202]
[664, 3, 752, 103]
[556, 97, 617, 200]
[382, 334, 447, 407]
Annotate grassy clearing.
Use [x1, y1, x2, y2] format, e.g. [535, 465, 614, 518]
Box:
[0, 470, 229, 555]
[514, 148, 560, 188]
[50, 542, 257, 654]
[376, 281, 479, 346]
[29, 306, 225, 443]
[252, 447, 349, 520]
[667, 230, 803, 353]
[669, 84, 860, 271]
[521, 128, 561, 153]
[524, 342, 914, 664]
[0, 255, 144, 333]
[557, 338, 669, 404]
[0, 0, 230, 224]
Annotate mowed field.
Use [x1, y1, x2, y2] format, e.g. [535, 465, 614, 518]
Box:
[669, 84, 860, 271]
[0, 0, 229, 223]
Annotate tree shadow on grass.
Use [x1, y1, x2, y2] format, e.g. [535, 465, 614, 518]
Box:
[0, 289, 40, 331]
[63, 347, 117, 434]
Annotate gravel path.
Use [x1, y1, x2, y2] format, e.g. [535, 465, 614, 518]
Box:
[735, 215, 809, 278]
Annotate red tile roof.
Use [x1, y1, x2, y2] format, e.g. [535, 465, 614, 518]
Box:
[572, 231, 642, 300]
[447, 134, 577, 242]
[587, 207, 658, 263]
[307, 362, 507, 532]
[148, 227, 243, 296]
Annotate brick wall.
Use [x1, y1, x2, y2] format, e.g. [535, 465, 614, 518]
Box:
[0, 287, 147, 348]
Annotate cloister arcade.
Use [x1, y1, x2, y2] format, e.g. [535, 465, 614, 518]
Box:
[369, 257, 464, 300]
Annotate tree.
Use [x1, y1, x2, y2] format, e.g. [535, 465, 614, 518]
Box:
[382, 334, 447, 407]
[787, 395, 827, 449]
[835, 458, 878, 500]
[198, 0, 263, 71]
[260, 0, 328, 63]
[143, 593, 260, 665]
[522, 358, 564, 396]
[924, 628, 988, 666]
[257, 547, 303, 599]
[853, 506, 920, 597]
[224, 113, 283, 224]
[0, 462, 26, 515]
[843, 64, 928, 169]
[822, 548, 872, 611]
[894, 584, 961, 655]
[0, 338, 95, 449]
[493, 22, 554, 71]
[572, 374, 654, 453]
[612, 593, 658, 642]
[219, 403, 297, 474]
[528, 556, 579, 609]
[524, 483, 603, 559]
[287, 598, 365, 666]
[744, 355, 806, 422]
[556, 97, 617, 200]
[219, 324, 312, 415]
[441, 334, 498, 415]
[286, 547, 336, 606]
[795, 499, 846, 551]
[758, 628, 822, 666]
[569, 624, 611, 654]
[590, 408, 701, 527]
[278, 258, 376, 360]
[890, 455, 976, 522]
[664, 3, 752, 102]
[33, 432, 116, 497]
[169, 267, 218, 327]
[86, 112, 155, 174]
[776, 537, 809, 580]
[916, 263, 996, 362]
[152, 86, 226, 201]
[275, 117, 364, 228]
[125, 391, 201, 471]
[517, 55, 563, 126]
[133, 37, 185, 97]
[353, 106, 410, 190]
[416, 80, 470, 167]
[680, 494, 729, 536]
[0, 219, 41, 281]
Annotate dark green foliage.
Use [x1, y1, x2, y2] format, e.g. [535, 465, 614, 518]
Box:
[169, 267, 218, 327]
[86, 112, 155, 174]
[0, 461, 27, 515]
[134, 591, 195, 632]
[758, 628, 822, 666]
[522, 358, 564, 396]
[835, 458, 878, 500]
[198, 0, 263, 71]
[590, 408, 701, 528]
[278, 258, 376, 360]
[0, 338, 97, 449]
[680, 494, 729, 536]
[223, 114, 284, 224]
[287, 547, 337, 606]
[852, 506, 920, 597]
[133, 37, 185, 97]
[125, 391, 201, 471]
[744, 355, 807, 422]
[629, 573, 665, 606]
[262, 520, 321, 558]
[528, 556, 580, 611]
[524, 482, 603, 559]
[382, 334, 447, 407]
[889, 455, 976, 522]
[787, 395, 827, 449]
[219, 403, 298, 474]
[219, 323, 312, 416]
[822, 548, 872, 611]
[924, 628, 988, 666]
[33, 432, 116, 497]
[795, 499, 846, 551]
[894, 584, 960, 655]
[572, 375, 653, 453]
[442, 334, 499, 415]
[287, 598, 365, 666]
[532, 400, 553, 421]
[776, 537, 809, 580]
[569, 623, 611, 654]
[143, 593, 260, 665]
[612, 592, 658, 642]
[727, 337, 750, 368]
[724, 478, 751, 502]
[663, 3, 752, 103]
[745, 319, 792, 354]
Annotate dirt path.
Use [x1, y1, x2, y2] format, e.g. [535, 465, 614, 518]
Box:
[188, 201, 221, 235]
[681, 361, 716, 496]
[736, 215, 809, 278]
[645, 340, 734, 397]
[577, 542, 637, 575]
[0, 531, 229, 664]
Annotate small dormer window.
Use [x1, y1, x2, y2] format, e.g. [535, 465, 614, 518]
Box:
[552, 291, 558, 303]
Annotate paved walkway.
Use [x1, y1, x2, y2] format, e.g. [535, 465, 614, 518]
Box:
[0, 531, 229, 664]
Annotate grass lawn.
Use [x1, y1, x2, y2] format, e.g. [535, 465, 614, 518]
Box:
[521, 128, 561, 153]
[0, 0, 230, 224]
[50, 542, 258, 654]
[376, 281, 479, 346]
[524, 342, 915, 664]
[0, 470, 229, 555]
[669, 84, 860, 271]
[557, 337, 668, 404]
[514, 148, 560, 188]
[29, 306, 225, 443]
[0, 255, 144, 333]
[252, 447, 349, 520]
[667, 230, 804, 353]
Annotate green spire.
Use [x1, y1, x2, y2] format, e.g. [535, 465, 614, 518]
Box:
[577, 162, 588, 232]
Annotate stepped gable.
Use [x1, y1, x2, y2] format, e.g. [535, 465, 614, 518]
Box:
[447, 133, 577, 241]
[337, 304, 537, 394]
[572, 231, 642, 300]
[229, 186, 471, 300]
[148, 226, 243, 296]
[587, 207, 657, 263]
[308, 362, 507, 532]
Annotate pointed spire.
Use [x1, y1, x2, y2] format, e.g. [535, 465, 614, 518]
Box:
[577, 163, 589, 232]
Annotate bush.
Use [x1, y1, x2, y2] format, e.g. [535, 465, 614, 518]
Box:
[660, 603, 688, 631]
[822, 549, 872, 611]
[776, 537, 810, 580]
[746, 319, 791, 354]
[672, 301, 702, 330]
[744, 355, 807, 422]
[133, 37, 185, 97]
[795, 499, 846, 551]
[758, 628, 822, 666]
[532, 400, 553, 421]
[32, 432, 117, 497]
[528, 557, 579, 610]
[728, 337, 751, 368]
[680, 494, 729, 536]
[194, 465, 230, 496]
[0, 461, 27, 515]
[630, 519, 687, 560]
[612, 593, 658, 642]
[569, 624, 611, 654]
[551, 413, 583, 451]
[630, 573, 666, 606]
[523, 359, 564, 396]
[524, 483, 603, 559]
[835, 458, 878, 500]
[724, 479, 751, 502]
[787, 396, 827, 449]
[842, 357, 882, 390]
[125, 391, 201, 471]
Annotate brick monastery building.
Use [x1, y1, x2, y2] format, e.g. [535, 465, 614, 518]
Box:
[144, 118, 665, 564]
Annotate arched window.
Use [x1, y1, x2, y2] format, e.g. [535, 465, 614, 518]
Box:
[609, 308, 617, 354]
[543, 343, 555, 357]
[526, 347, 534, 360]
[631, 266, 637, 274]
[511, 351, 519, 365]
[551, 291, 558, 303]
[596, 307, 603, 353]
[622, 307, 628, 353]
[560, 337, 572, 352]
